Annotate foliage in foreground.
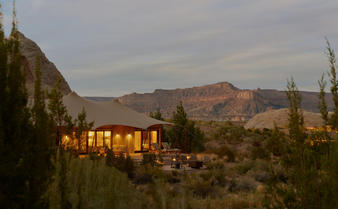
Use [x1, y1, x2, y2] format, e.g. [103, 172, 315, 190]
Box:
[48, 151, 146, 209]
[264, 43, 338, 209]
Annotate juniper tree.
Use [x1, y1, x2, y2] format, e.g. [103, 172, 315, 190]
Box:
[327, 40, 338, 129]
[48, 78, 73, 146]
[318, 73, 329, 126]
[265, 55, 338, 209]
[168, 101, 204, 153]
[153, 108, 164, 121]
[0, 4, 35, 208]
[74, 107, 94, 152]
[28, 55, 54, 209]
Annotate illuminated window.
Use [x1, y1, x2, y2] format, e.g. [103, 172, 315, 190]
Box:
[134, 131, 141, 151]
[96, 131, 104, 147]
[88, 131, 95, 147]
[151, 131, 158, 144]
[143, 132, 149, 150]
[104, 131, 111, 149]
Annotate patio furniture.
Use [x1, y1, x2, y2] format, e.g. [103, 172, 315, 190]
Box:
[188, 161, 203, 169]
[170, 156, 181, 169]
[162, 142, 181, 153]
[152, 143, 162, 153]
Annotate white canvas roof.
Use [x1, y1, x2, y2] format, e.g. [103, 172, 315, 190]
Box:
[63, 92, 171, 129]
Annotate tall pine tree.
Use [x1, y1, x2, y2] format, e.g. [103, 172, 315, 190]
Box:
[0, 3, 34, 208]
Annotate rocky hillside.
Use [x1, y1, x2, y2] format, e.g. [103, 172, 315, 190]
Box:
[19, 32, 71, 96]
[116, 82, 332, 121]
[244, 108, 325, 130]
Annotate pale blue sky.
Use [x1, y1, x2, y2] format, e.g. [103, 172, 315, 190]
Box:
[2, 0, 338, 96]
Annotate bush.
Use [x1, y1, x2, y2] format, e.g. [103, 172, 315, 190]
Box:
[215, 145, 236, 162]
[142, 153, 157, 166]
[105, 150, 135, 178]
[236, 160, 255, 175]
[214, 123, 247, 144]
[48, 154, 147, 209]
[133, 164, 165, 185]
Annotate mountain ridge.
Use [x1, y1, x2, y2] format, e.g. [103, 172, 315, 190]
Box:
[110, 82, 332, 121]
[18, 32, 71, 96]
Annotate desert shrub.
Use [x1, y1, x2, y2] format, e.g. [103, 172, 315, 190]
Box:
[215, 145, 236, 162]
[188, 192, 264, 209]
[213, 169, 227, 187]
[229, 176, 257, 192]
[235, 160, 255, 175]
[142, 153, 157, 166]
[167, 171, 181, 184]
[251, 139, 270, 160]
[189, 178, 214, 198]
[105, 151, 135, 178]
[214, 123, 247, 144]
[48, 154, 147, 209]
[133, 164, 165, 185]
[199, 171, 213, 182]
[206, 160, 225, 170]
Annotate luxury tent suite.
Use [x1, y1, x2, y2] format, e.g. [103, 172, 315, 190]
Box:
[60, 92, 170, 154]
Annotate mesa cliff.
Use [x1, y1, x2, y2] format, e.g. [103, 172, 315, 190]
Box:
[116, 82, 332, 121]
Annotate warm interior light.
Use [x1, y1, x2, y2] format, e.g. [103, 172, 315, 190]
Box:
[172, 158, 176, 162]
[116, 134, 120, 137]
[105, 131, 111, 137]
[187, 155, 191, 160]
[65, 135, 69, 139]
[127, 134, 131, 138]
[88, 131, 94, 137]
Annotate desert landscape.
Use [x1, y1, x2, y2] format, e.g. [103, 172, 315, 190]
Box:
[1, 1, 338, 209]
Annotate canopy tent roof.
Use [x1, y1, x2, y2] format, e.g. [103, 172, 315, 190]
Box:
[63, 92, 171, 129]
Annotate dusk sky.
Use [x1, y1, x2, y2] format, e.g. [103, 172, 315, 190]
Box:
[3, 0, 338, 96]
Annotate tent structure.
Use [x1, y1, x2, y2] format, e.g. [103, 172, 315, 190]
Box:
[60, 92, 171, 154]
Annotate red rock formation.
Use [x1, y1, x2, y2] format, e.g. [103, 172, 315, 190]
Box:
[116, 82, 332, 121]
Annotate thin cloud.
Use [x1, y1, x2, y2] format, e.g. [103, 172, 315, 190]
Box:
[2, 0, 338, 96]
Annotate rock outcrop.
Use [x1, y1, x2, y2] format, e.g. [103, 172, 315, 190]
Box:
[18, 32, 71, 96]
[244, 108, 326, 130]
[115, 82, 332, 121]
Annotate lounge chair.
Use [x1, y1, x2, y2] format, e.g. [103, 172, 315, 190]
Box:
[162, 142, 181, 153]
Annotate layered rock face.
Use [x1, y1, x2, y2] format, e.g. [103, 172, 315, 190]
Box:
[116, 82, 332, 121]
[18, 32, 71, 96]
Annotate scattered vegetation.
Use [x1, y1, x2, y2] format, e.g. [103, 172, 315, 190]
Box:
[1, 3, 338, 209]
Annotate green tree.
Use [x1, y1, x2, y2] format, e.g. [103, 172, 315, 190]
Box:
[168, 101, 204, 153]
[48, 78, 73, 146]
[265, 54, 338, 208]
[28, 55, 55, 209]
[0, 5, 55, 208]
[318, 73, 329, 126]
[74, 107, 94, 153]
[327, 39, 338, 129]
[153, 108, 164, 121]
[286, 77, 306, 144]
[0, 6, 34, 208]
